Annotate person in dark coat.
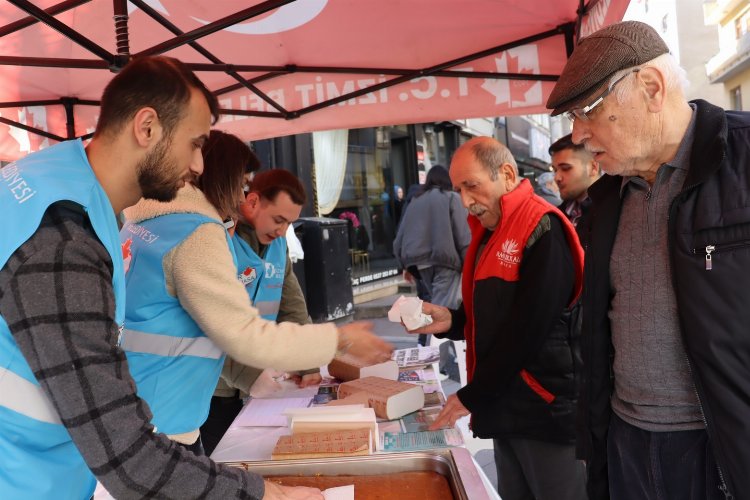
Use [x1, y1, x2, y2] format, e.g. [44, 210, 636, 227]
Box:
[549, 133, 600, 246]
[394, 165, 471, 348]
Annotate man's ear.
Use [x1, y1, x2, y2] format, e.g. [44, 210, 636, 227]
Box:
[245, 191, 260, 208]
[589, 160, 601, 177]
[501, 162, 517, 190]
[240, 192, 260, 222]
[132, 107, 161, 148]
[638, 66, 666, 113]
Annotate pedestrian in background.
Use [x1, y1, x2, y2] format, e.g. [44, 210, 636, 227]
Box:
[535, 171, 562, 206]
[394, 165, 470, 347]
[549, 133, 600, 245]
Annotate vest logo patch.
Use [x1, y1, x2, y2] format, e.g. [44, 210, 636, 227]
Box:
[496, 239, 521, 267]
[1, 163, 37, 204]
[264, 262, 283, 279]
[122, 238, 132, 275]
[239, 266, 257, 286]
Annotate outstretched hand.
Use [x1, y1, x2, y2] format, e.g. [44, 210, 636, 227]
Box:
[338, 321, 394, 365]
[406, 302, 452, 335]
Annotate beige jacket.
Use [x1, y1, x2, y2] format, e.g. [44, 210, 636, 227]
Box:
[123, 185, 338, 442]
[214, 222, 316, 399]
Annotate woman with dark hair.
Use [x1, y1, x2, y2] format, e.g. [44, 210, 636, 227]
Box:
[394, 165, 471, 345]
[422, 163, 453, 192]
[119, 130, 391, 459]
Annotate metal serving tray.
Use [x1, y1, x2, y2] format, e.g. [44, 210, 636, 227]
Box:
[223, 447, 490, 500]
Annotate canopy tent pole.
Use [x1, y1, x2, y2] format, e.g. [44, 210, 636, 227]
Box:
[8, 0, 114, 63]
[62, 98, 75, 139]
[135, 0, 296, 58]
[0, 116, 65, 142]
[0, 0, 91, 38]
[112, 0, 130, 68]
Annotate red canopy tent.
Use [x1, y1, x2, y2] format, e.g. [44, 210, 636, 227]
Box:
[0, 0, 630, 161]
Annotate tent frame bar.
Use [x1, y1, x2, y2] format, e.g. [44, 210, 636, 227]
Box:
[136, 0, 296, 58]
[0, 116, 66, 142]
[0, 0, 91, 38]
[129, 0, 291, 116]
[8, 0, 114, 64]
[0, 0, 594, 142]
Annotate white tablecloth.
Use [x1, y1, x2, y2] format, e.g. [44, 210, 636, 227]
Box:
[210, 378, 500, 499]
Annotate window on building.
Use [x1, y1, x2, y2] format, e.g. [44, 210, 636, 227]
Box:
[736, 6, 750, 40]
[731, 86, 743, 111]
[328, 127, 403, 281]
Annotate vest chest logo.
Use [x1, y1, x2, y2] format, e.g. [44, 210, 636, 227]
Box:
[122, 238, 132, 275]
[1, 162, 37, 204]
[264, 262, 283, 279]
[496, 239, 521, 268]
[239, 266, 258, 286]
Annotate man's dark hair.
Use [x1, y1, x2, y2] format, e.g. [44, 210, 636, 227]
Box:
[250, 169, 307, 206]
[198, 130, 254, 219]
[548, 133, 587, 156]
[95, 55, 219, 139]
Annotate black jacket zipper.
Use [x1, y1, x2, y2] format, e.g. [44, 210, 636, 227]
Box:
[693, 239, 750, 270]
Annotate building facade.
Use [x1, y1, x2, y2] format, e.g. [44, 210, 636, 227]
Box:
[704, 0, 750, 109]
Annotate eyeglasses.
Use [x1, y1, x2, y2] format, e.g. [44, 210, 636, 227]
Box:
[564, 68, 640, 123]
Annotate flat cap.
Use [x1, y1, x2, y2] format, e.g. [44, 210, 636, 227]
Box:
[546, 21, 669, 116]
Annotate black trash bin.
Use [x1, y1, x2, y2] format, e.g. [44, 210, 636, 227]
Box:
[291, 220, 307, 304]
[298, 217, 353, 322]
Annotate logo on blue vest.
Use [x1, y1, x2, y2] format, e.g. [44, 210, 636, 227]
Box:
[122, 238, 133, 274]
[239, 266, 258, 286]
[264, 262, 283, 279]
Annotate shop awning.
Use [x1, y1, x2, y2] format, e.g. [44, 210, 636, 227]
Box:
[0, 0, 630, 161]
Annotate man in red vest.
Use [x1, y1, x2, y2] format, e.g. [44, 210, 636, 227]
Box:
[412, 136, 586, 500]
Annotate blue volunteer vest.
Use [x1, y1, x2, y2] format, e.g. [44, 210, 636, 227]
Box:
[120, 213, 236, 435]
[233, 234, 287, 321]
[0, 140, 125, 500]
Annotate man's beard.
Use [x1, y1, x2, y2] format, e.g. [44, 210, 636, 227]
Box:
[137, 135, 187, 202]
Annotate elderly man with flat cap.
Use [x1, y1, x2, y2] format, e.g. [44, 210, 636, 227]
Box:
[547, 20, 750, 500]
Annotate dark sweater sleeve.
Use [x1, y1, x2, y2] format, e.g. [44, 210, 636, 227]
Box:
[0, 205, 263, 499]
[433, 304, 467, 341]
[278, 251, 311, 326]
[457, 215, 575, 410]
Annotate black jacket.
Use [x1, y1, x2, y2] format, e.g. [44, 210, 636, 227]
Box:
[579, 100, 750, 500]
[558, 197, 592, 249]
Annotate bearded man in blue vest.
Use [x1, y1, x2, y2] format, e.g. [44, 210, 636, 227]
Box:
[199, 168, 322, 455]
[0, 56, 325, 500]
[411, 137, 586, 500]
